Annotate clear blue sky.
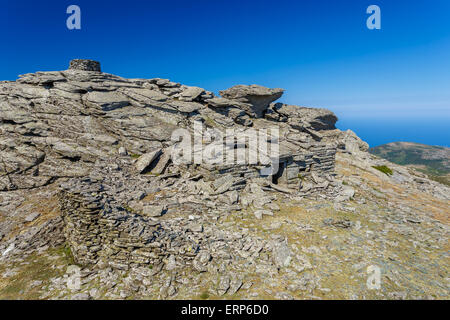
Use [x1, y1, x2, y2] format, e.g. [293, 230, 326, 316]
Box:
[1, 0, 449, 146]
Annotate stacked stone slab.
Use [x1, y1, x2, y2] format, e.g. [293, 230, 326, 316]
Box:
[58, 187, 104, 265]
[59, 175, 163, 269]
[57, 159, 214, 270]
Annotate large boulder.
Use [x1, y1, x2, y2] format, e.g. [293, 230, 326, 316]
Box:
[270, 103, 338, 130]
[177, 86, 205, 102]
[336, 129, 369, 154]
[219, 85, 284, 118]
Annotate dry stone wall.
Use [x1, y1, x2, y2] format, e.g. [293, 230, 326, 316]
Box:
[59, 178, 163, 269]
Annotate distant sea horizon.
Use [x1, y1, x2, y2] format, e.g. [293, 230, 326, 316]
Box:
[336, 117, 450, 149]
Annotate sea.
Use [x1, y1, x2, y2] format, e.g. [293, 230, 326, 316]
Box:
[336, 117, 449, 148]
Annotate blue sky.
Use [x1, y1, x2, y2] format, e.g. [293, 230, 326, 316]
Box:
[1, 0, 449, 146]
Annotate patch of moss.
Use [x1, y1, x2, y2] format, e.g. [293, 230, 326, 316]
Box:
[199, 291, 210, 300]
[54, 244, 77, 266]
[203, 116, 217, 128]
[144, 172, 160, 176]
[372, 165, 393, 176]
[122, 205, 138, 214]
[63, 245, 76, 265]
[130, 153, 141, 159]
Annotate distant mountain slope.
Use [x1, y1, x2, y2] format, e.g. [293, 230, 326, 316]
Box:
[369, 142, 450, 185]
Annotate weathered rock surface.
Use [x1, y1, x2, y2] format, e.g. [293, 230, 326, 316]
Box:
[0, 59, 448, 301]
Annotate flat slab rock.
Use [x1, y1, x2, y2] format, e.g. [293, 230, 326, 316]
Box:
[142, 205, 164, 217]
[134, 149, 162, 173]
[24, 212, 41, 223]
[220, 84, 284, 117]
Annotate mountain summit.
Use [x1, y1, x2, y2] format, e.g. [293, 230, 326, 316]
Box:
[0, 60, 448, 300]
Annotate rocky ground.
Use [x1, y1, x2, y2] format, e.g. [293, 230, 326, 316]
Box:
[0, 150, 448, 300]
[0, 60, 448, 300]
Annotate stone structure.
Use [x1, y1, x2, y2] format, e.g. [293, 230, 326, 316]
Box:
[69, 59, 101, 72]
[59, 179, 162, 269]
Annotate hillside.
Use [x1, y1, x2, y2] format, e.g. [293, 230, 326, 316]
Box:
[0, 60, 448, 300]
[369, 142, 450, 186]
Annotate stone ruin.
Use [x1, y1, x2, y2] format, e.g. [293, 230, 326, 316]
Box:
[0, 59, 355, 269]
[69, 59, 102, 72]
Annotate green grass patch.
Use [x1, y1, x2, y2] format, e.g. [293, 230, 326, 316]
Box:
[55, 245, 77, 265]
[372, 165, 393, 176]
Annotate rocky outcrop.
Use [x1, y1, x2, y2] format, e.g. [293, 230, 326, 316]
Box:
[0, 59, 344, 270]
[219, 85, 284, 118]
[1, 60, 448, 301]
[267, 103, 338, 131]
[336, 129, 370, 155]
[59, 176, 162, 269]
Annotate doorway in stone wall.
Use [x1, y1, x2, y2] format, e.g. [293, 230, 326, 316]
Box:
[271, 161, 286, 184]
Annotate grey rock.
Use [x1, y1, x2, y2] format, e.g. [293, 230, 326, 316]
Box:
[118, 147, 128, 156]
[134, 149, 162, 173]
[178, 86, 205, 102]
[122, 87, 169, 103]
[335, 186, 355, 202]
[84, 91, 129, 111]
[188, 223, 203, 233]
[337, 129, 369, 154]
[24, 212, 40, 223]
[89, 288, 100, 299]
[217, 276, 230, 296]
[151, 150, 171, 175]
[193, 251, 211, 272]
[227, 190, 239, 205]
[165, 255, 177, 271]
[29, 280, 43, 288]
[71, 293, 90, 300]
[142, 205, 164, 217]
[220, 85, 284, 118]
[228, 278, 243, 295]
[271, 239, 292, 268]
[271, 103, 338, 130]
[253, 209, 273, 220]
